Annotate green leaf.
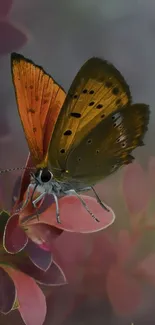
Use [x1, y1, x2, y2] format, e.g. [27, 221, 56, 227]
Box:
[11, 298, 19, 310]
[0, 210, 10, 234]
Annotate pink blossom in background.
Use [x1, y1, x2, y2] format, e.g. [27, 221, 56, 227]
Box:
[0, 0, 13, 18]
[0, 0, 29, 56]
[0, 21, 28, 56]
[0, 0, 29, 174]
[42, 158, 155, 324]
[122, 162, 150, 216]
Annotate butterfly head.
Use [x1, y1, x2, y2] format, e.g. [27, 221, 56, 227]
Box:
[32, 167, 53, 186]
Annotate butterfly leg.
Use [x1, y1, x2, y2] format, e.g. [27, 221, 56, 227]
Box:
[32, 190, 61, 224]
[21, 183, 34, 210]
[32, 192, 46, 207]
[65, 189, 100, 222]
[91, 186, 110, 212]
[32, 189, 46, 221]
[51, 192, 61, 224]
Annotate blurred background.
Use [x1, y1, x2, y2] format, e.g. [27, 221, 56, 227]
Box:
[1, 0, 155, 324]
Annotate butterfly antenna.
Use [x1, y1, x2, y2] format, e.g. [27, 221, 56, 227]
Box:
[0, 166, 36, 175]
[51, 167, 62, 171]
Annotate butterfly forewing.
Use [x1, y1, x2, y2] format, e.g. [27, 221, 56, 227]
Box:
[11, 53, 66, 168]
[65, 103, 149, 185]
[11, 53, 149, 187]
[48, 57, 132, 174]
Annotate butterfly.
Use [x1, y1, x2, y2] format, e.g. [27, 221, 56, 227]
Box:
[11, 53, 150, 223]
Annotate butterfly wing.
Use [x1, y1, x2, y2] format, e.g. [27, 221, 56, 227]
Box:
[65, 103, 149, 185]
[48, 57, 132, 175]
[11, 53, 66, 168]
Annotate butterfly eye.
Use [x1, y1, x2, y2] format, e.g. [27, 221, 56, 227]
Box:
[78, 157, 81, 162]
[89, 90, 94, 94]
[87, 139, 92, 144]
[40, 168, 52, 183]
[96, 149, 100, 154]
[83, 89, 88, 94]
[60, 149, 65, 154]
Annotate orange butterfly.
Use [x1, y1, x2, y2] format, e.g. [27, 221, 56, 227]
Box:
[11, 53, 149, 223]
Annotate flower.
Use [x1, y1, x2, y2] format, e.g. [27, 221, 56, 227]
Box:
[0, 210, 47, 325]
[0, 210, 67, 325]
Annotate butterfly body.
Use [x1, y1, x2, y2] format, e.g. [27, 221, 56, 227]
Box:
[28, 167, 98, 223]
[31, 169, 87, 198]
[11, 53, 150, 223]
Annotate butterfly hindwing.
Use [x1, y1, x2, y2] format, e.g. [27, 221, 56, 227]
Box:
[65, 103, 149, 185]
[48, 57, 132, 173]
[11, 53, 66, 168]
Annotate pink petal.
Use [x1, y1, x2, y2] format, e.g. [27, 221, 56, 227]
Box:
[33, 261, 67, 286]
[12, 176, 21, 207]
[24, 223, 62, 250]
[21, 195, 115, 233]
[50, 232, 91, 285]
[25, 240, 53, 271]
[106, 264, 142, 315]
[123, 162, 150, 215]
[13, 154, 33, 211]
[77, 234, 115, 297]
[136, 253, 155, 281]
[0, 0, 13, 18]
[18, 260, 66, 286]
[3, 213, 28, 253]
[4, 266, 46, 325]
[0, 266, 16, 314]
[0, 21, 28, 56]
[148, 156, 155, 192]
[0, 210, 10, 238]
